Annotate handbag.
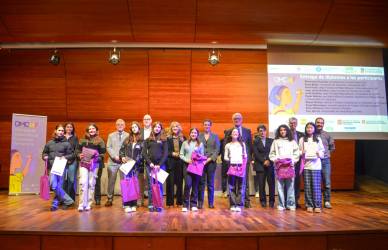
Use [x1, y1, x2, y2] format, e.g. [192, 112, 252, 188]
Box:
[227, 144, 247, 178]
[39, 160, 50, 200]
[187, 151, 207, 176]
[120, 173, 141, 202]
[151, 169, 163, 208]
[275, 158, 295, 180]
[227, 157, 247, 177]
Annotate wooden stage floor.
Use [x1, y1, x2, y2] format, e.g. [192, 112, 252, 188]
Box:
[2, 190, 388, 250]
[1, 191, 388, 236]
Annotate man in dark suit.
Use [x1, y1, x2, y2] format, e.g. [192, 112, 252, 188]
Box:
[289, 117, 304, 208]
[223, 113, 253, 208]
[252, 125, 275, 208]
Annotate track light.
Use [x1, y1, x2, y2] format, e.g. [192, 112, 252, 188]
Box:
[208, 49, 220, 66]
[109, 48, 120, 65]
[49, 49, 60, 65]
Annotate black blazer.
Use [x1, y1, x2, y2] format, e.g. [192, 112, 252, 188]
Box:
[223, 126, 253, 162]
[166, 136, 185, 158]
[292, 130, 305, 143]
[253, 137, 274, 172]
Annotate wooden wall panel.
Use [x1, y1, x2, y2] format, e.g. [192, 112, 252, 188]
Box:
[42, 236, 112, 250]
[0, 50, 67, 121]
[114, 237, 185, 250]
[187, 237, 257, 250]
[65, 49, 149, 121]
[148, 50, 191, 126]
[331, 140, 355, 189]
[327, 234, 388, 250]
[259, 236, 327, 250]
[0, 48, 355, 190]
[1, 235, 40, 250]
[191, 49, 267, 136]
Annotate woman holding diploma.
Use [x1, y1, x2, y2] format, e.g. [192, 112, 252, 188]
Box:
[142, 121, 168, 212]
[77, 123, 106, 212]
[299, 122, 324, 213]
[42, 124, 75, 211]
[119, 121, 143, 213]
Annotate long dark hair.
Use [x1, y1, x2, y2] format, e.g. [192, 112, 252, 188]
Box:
[149, 121, 167, 141]
[226, 128, 245, 152]
[303, 122, 319, 142]
[64, 122, 76, 136]
[127, 121, 142, 143]
[275, 124, 293, 141]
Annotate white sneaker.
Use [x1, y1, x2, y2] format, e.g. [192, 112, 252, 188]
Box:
[191, 207, 198, 212]
[78, 206, 84, 212]
[182, 207, 188, 212]
[222, 192, 228, 198]
[277, 206, 285, 211]
[230, 206, 237, 212]
[288, 206, 296, 211]
[124, 207, 132, 213]
[255, 192, 260, 198]
[85, 206, 91, 211]
[131, 206, 137, 212]
[235, 207, 242, 212]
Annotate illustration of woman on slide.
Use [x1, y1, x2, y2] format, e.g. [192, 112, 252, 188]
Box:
[9, 150, 32, 193]
[269, 85, 303, 115]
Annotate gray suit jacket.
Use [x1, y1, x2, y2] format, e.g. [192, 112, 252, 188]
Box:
[198, 132, 221, 162]
[107, 131, 129, 165]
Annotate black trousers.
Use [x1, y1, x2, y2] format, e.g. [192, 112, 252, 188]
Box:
[166, 157, 184, 206]
[228, 175, 243, 207]
[183, 163, 200, 208]
[221, 162, 229, 193]
[94, 166, 103, 202]
[242, 162, 251, 206]
[294, 162, 301, 205]
[255, 166, 275, 203]
[198, 161, 217, 206]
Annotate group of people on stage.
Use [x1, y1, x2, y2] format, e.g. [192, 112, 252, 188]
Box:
[41, 113, 335, 214]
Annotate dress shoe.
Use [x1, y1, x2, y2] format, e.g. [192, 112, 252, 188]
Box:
[62, 203, 74, 210]
[269, 202, 275, 208]
[105, 200, 113, 207]
[95, 200, 101, 206]
[260, 202, 267, 208]
[50, 206, 58, 212]
[209, 205, 215, 209]
[296, 204, 302, 209]
[198, 202, 203, 209]
[148, 207, 154, 212]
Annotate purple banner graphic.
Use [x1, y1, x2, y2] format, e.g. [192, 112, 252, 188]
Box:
[9, 114, 47, 194]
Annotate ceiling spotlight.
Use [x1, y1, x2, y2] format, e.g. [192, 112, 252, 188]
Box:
[49, 49, 60, 65]
[109, 48, 120, 65]
[208, 49, 220, 66]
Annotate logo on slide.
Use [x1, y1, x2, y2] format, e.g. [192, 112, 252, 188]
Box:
[14, 121, 38, 129]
